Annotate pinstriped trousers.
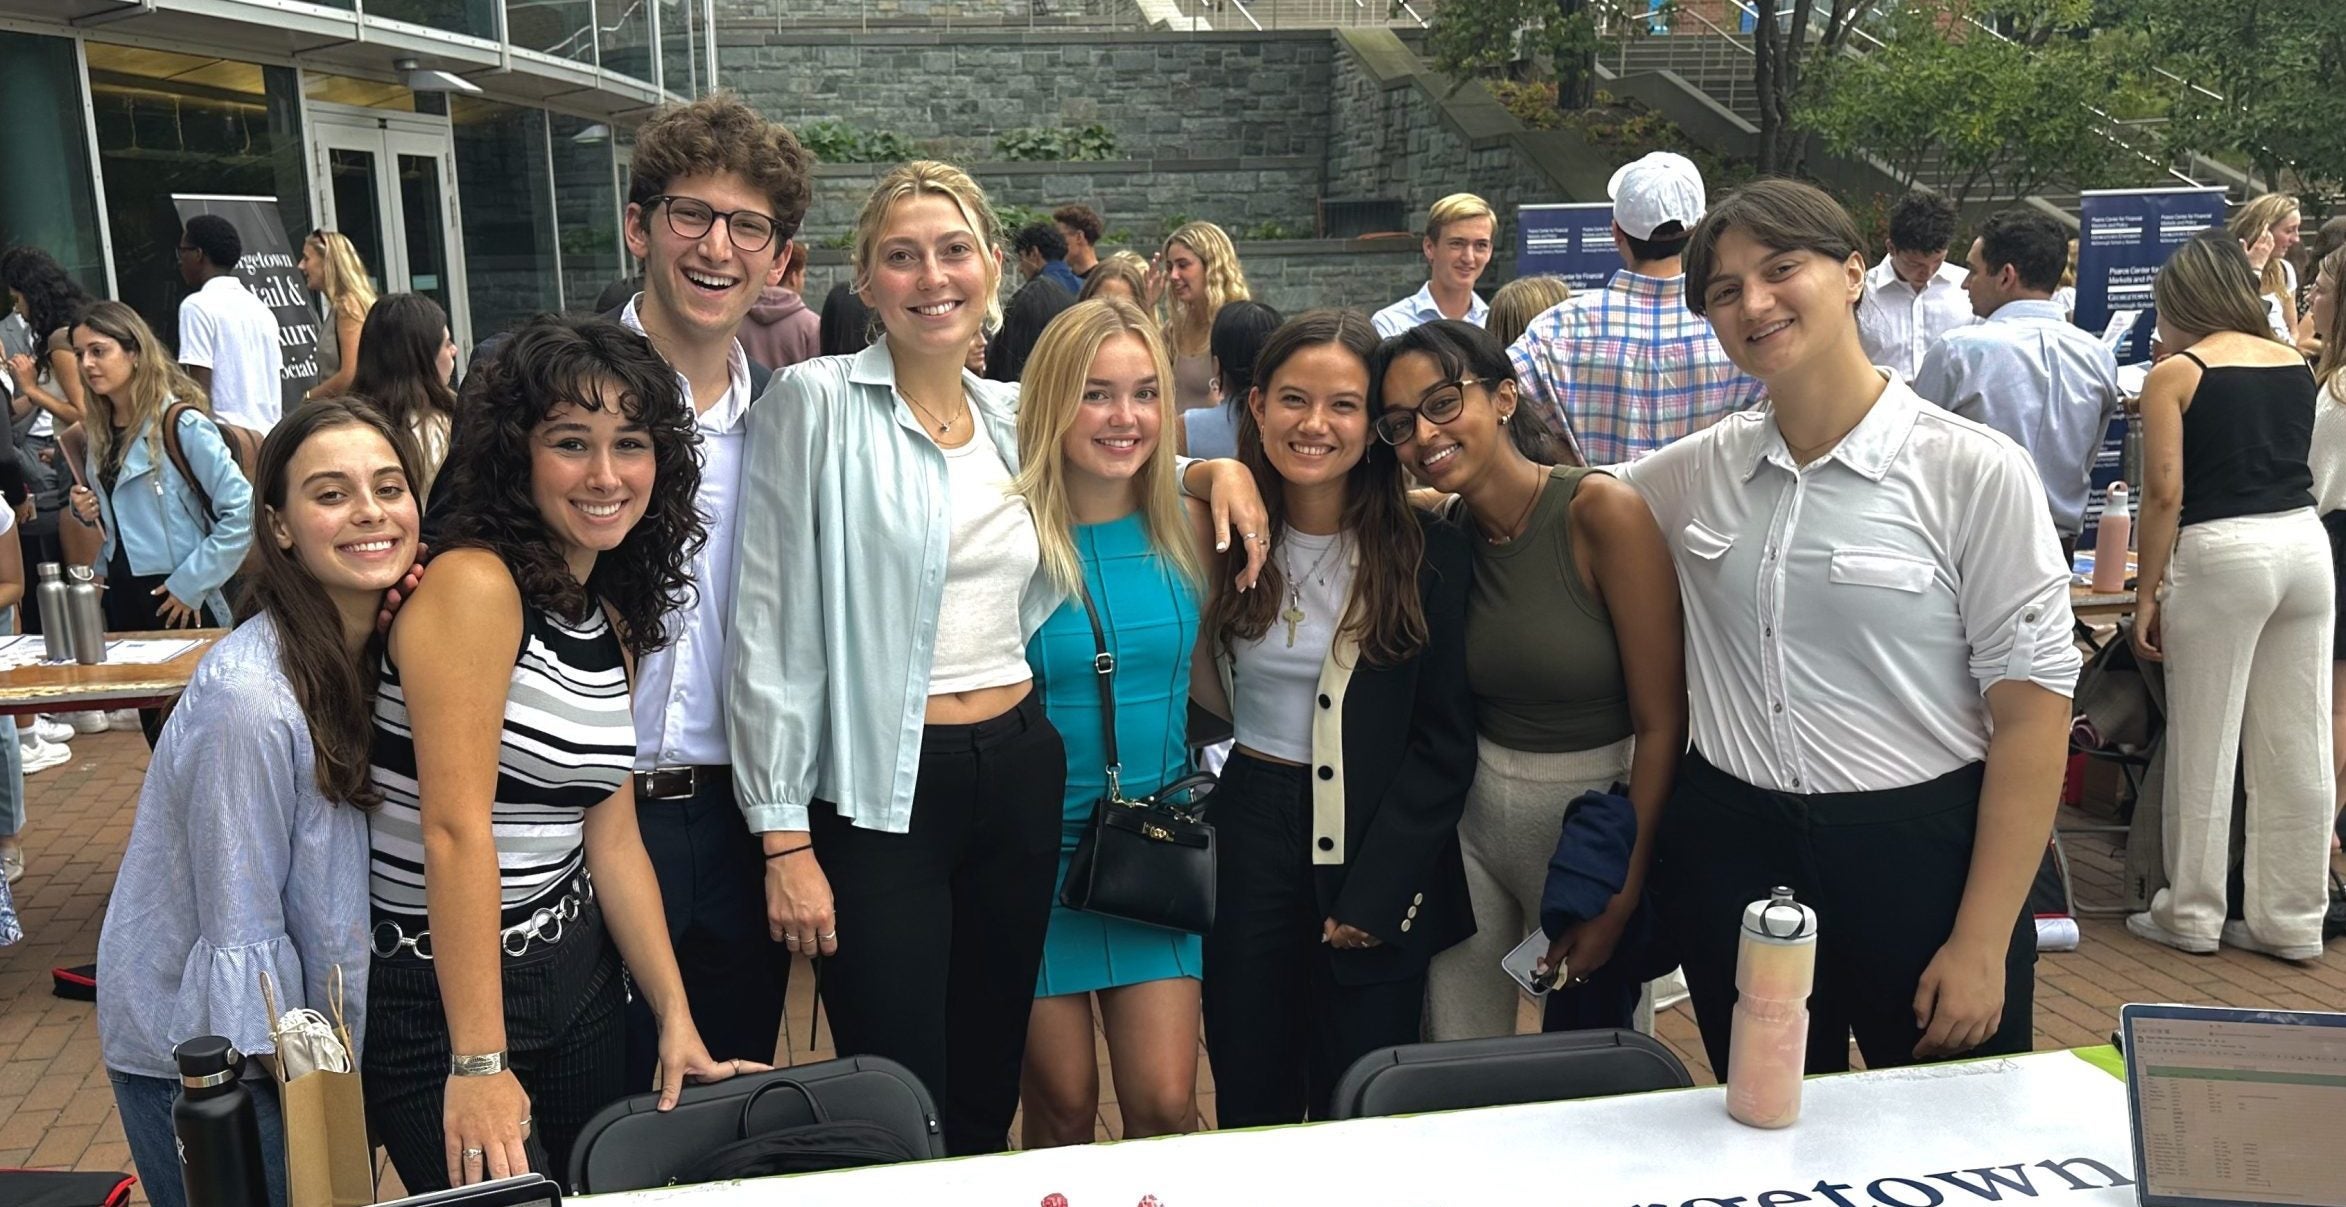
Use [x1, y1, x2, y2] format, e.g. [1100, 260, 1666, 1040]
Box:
[364, 900, 626, 1194]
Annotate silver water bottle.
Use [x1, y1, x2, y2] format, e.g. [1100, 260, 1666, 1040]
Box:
[64, 565, 106, 665]
[34, 564, 71, 662]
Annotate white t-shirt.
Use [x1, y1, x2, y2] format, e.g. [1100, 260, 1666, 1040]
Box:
[178, 275, 283, 432]
[926, 419, 1040, 696]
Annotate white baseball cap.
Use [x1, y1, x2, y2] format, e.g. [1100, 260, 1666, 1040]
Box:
[1608, 152, 1707, 241]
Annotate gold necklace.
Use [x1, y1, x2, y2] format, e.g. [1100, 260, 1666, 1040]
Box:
[900, 388, 969, 435]
[1479, 467, 1548, 545]
[1277, 532, 1348, 649]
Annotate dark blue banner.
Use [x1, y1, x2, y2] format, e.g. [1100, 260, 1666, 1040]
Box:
[2075, 186, 2226, 364]
[1516, 203, 1620, 293]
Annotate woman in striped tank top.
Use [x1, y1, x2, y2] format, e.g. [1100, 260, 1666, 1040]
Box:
[364, 318, 751, 1191]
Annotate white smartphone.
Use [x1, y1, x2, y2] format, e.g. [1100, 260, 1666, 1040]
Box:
[1501, 928, 1560, 999]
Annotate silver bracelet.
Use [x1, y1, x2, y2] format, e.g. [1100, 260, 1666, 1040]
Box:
[449, 1050, 510, 1077]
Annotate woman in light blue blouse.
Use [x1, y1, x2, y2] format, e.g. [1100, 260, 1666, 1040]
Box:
[98, 399, 424, 1207]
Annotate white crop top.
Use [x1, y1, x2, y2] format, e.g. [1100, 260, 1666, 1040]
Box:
[927, 419, 1042, 695]
[1232, 528, 1355, 763]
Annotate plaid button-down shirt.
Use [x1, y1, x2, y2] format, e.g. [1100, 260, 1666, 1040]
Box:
[1506, 269, 1767, 465]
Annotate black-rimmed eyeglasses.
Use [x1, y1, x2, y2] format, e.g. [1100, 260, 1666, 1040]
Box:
[648, 194, 780, 253]
[1374, 377, 1483, 445]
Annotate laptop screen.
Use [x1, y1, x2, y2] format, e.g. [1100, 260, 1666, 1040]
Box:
[2121, 1004, 2346, 1207]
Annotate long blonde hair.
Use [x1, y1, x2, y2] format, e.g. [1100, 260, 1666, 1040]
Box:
[74, 300, 211, 477]
[1013, 299, 1203, 597]
[2152, 230, 2280, 346]
[2315, 246, 2346, 399]
[2225, 193, 2299, 299]
[1161, 221, 1249, 357]
[849, 160, 1006, 339]
[305, 229, 378, 324]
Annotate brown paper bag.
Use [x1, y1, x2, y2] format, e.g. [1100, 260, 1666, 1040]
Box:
[262, 969, 377, 1207]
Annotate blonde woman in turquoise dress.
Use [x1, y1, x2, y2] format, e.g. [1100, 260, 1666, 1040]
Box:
[1013, 299, 1215, 1147]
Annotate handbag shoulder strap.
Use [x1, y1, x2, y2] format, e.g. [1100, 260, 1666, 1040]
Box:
[1074, 584, 1122, 800]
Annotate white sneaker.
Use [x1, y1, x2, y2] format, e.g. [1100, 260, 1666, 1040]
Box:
[2219, 920, 2325, 963]
[103, 709, 141, 732]
[19, 735, 71, 774]
[31, 717, 73, 745]
[2126, 910, 2218, 954]
[65, 711, 106, 735]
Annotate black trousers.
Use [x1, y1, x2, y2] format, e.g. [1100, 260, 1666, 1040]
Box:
[103, 536, 224, 748]
[1201, 752, 1427, 1128]
[624, 769, 789, 1088]
[1652, 752, 2035, 1077]
[365, 900, 627, 1193]
[809, 691, 1064, 1157]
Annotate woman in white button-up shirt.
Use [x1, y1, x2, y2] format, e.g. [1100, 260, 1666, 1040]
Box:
[1621, 179, 2079, 1078]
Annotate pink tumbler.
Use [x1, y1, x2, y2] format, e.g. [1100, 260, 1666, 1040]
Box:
[1726, 886, 1817, 1129]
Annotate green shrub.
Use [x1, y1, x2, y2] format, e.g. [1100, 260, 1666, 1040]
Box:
[994, 124, 1120, 162]
[800, 120, 917, 165]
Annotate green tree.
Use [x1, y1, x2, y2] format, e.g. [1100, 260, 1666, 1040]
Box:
[1749, 0, 1869, 175]
[1427, 0, 1600, 112]
[2103, 0, 2346, 191]
[1799, 1, 2154, 209]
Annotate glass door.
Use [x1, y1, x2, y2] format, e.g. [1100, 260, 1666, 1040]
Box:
[308, 105, 473, 350]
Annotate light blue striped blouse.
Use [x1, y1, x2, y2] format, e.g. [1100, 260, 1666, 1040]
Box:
[96, 616, 372, 1079]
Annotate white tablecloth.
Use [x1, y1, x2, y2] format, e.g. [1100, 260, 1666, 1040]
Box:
[585, 1050, 2139, 1207]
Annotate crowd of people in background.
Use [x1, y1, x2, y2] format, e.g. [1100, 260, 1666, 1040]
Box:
[0, 85, 2338, 1205]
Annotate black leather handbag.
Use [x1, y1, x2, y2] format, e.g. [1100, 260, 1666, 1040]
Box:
[1056, 584, 1218, 935]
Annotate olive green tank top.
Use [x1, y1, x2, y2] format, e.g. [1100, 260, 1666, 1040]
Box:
[1454, 465, 1633, 753]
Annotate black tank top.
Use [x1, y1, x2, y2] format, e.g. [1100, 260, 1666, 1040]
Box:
[2176, 350, 2316, 529]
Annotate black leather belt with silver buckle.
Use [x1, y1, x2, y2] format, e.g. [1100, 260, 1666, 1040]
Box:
[635, 765, 730, 801]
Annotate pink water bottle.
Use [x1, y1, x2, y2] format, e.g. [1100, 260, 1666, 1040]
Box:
[2091, 481, 2131, 594]
[1727, 886, 1817, 1129]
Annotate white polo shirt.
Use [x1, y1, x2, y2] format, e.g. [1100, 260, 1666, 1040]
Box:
[178, 275, 284, 432]
[1616, 375, 2081, 795]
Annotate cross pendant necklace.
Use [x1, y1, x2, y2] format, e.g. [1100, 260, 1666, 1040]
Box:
[1277, 533, 1344, 648]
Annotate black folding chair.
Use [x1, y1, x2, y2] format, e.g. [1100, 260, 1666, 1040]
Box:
[1328, 1028, 1692, 1121]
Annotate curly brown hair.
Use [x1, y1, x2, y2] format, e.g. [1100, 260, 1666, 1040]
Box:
[432, 316, 705, 654]
[628, 92, 813, 246]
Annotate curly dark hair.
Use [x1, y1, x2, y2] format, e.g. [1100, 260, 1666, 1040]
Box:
[0, 245, 95, 345]
[432, 316, 705, 654]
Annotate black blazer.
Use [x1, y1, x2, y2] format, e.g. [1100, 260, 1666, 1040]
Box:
[1306, 510, 1479, 986]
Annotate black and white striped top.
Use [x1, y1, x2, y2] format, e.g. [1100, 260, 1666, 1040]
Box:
[367, 603, 635, 926]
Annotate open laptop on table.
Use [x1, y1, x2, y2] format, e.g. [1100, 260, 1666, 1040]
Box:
[2120, 1003, 2346, 1207]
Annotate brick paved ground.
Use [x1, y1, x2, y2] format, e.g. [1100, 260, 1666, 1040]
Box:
[2, 733, 2340, 1199]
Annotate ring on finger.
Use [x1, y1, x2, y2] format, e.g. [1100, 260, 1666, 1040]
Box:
[819, 930, 837, 941]
[462, 1147, 485, 1161]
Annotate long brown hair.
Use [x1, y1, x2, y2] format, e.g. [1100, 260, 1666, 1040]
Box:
[73, 300, 211, 478]
[2316, 246, 2346, 398]
[2152, 230, 2279, 345]
[241, 398, 424, 809]
[1208, 309, 1427, 667]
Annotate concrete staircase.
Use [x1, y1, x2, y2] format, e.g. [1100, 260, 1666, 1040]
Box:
[1164, 0, 1428, 30]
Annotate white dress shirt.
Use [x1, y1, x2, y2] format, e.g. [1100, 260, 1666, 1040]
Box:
[1910, 298, 2122, 538]
[178, 275, 285, 432]
[623, 295, 752, 770]
[1371, 281, 1490, 339]
[1856, 258, 1974, 383]
[1617, 375, 2082, 795]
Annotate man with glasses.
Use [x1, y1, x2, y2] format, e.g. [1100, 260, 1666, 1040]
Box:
[177, 215, 283, 432]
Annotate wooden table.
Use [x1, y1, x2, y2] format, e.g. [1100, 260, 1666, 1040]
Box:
[0, 629, 225, 717]
[2070, 585, 2135, 621]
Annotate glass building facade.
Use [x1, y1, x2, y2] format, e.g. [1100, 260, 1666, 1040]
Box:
[0, 0, 714, 356]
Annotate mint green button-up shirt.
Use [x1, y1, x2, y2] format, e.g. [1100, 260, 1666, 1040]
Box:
[728, 339, 1065, 835]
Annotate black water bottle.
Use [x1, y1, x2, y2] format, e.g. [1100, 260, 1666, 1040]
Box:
[172, 1036, 269, 1207]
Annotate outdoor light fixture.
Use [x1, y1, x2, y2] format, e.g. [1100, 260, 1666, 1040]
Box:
[394, 57, 483, 96]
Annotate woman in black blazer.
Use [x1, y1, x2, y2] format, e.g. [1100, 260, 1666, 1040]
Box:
[1194, 309, 1476, 1126]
